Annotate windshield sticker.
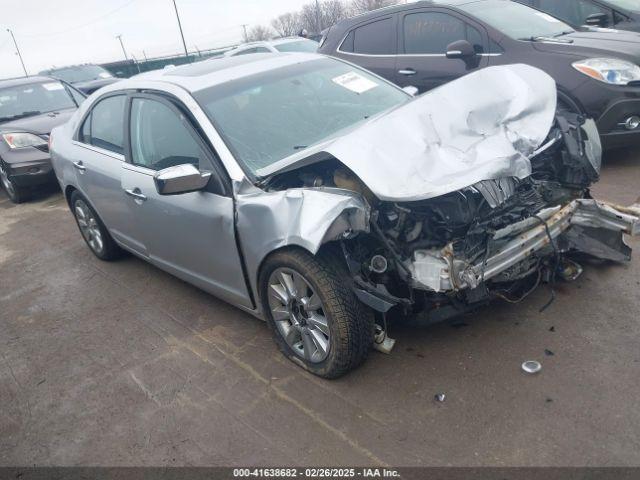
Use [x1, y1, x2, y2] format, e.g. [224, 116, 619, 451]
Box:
[332, 72, 378, 94]
[534, 12, 562, 23]
[42, 82, 64, 91]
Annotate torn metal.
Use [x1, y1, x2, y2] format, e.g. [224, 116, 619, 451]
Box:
[235, 185, 370, 291]
[239, 64, 639, 324]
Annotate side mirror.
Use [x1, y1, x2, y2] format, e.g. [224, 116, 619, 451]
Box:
[402, 86, 419, 97]
[585, 12, 609, 27]
[445, 40, 476, 59]
[154, 164, 211, 196]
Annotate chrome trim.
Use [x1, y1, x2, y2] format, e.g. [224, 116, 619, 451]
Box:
[124, 189, 147, 201]
[336, 31, 503, 58]
[71, 141, 124, 161]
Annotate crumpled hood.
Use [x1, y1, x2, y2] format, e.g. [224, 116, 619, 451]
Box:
[321, 64, 557, 202]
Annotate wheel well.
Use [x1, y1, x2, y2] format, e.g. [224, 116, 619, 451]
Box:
[64, 185, 77, 207]
[557, 90, 586, 116]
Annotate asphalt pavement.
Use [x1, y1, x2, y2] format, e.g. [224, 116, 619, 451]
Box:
[1, 149, 639, 467]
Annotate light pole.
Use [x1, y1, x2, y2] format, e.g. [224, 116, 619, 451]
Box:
[315, 0, 321, 34]
[241, 24, 249, 43]
[6, 29, 28, 77]
[172, 0, 190, 59]
[116, 34, 128, 60]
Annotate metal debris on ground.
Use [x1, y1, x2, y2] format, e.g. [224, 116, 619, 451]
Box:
[434, 393, 446, 403]
[522, 360, 542, 374]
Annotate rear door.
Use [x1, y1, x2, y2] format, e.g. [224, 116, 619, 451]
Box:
[395, 8, 490, 93]
[72, 94, 144, 254]
[335, 16, 399, 82]
[121, 93, 252, 308]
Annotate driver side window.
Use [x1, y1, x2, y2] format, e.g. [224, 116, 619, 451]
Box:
[403, 12, 484, 54]
[129, 98, 208, 171]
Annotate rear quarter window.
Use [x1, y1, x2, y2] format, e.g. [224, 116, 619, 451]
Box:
[341, 18, 395, 55]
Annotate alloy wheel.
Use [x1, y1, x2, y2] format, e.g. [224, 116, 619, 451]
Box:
[267, 267, 331, 363]
[74, 199, 104, 254]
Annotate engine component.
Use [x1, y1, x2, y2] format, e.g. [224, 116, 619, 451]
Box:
[369, 254, 388, 274]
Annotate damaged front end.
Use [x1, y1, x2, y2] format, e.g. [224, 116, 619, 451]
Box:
[252, 65, 639, 325]
[342, 113, 639, 323]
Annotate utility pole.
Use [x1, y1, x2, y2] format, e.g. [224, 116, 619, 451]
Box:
[116, 34, 128, 60]
[241, 24, 249, 42]
[172, 0, 190, 59]
[6, 29, 28, 77]
[315, 0, 321, 34]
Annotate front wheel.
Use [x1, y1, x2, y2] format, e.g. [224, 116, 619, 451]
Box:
[0, 163, 30, 204]
[260, 249, 374, 379]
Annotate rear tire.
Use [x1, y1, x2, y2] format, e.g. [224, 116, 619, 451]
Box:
[260, 248, 374, 379]
[70, 191, 123, 261]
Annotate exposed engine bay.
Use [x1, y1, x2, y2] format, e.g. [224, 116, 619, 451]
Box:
[262, 112, 640, 324]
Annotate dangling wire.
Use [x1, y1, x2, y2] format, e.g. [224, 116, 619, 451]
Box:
[533, 215, 560, 313]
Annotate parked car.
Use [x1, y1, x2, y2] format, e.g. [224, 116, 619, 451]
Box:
[514, 0, 640, 32]
[318, 0, 640, 149]
[50, 53, 639, 378]
[224, 37, 319, 57]
[39, 64, 120, 95]
[0, 76, 85, 203]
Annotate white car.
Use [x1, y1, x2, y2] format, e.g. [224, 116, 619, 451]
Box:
[224, 38, 319, 57]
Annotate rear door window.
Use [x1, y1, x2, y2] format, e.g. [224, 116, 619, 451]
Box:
[80, 95, 126, 154]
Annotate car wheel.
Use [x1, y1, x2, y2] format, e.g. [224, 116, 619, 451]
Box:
[0, 163, 30, 204]
[260, 248, 374, 379]
[70, 191, 123, 261]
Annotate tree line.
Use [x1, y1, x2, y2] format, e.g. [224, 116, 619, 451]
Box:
[244, 0, 398, 42]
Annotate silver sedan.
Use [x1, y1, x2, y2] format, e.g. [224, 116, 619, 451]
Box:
[50, 53, 639, 378]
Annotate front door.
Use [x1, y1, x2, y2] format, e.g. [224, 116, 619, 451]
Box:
[395, 8, 490, 93]
[121, 94, 252, 308]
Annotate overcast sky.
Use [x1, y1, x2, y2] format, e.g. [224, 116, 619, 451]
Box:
[0, 0, 313, 79]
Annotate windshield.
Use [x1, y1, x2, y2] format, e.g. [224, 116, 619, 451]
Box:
[44, 65, 113, 83]
[194, 58, 408, 175]
[460, 0, 575, 40]
[274, 39, 319, 53]
[606, 0, 640, 12]
[0, 81, 77, 122]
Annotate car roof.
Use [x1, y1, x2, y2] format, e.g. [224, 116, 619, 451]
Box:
[225, 37, 313, 55]
[0, 75, 59, 88]
[333, 0, 490, 25]
[40, 64, 103, 74]
[105, 52, 324, 93]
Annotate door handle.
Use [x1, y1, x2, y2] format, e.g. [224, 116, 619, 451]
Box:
[73, 161, 86, 172]
[124, 189, 147, 202]
[398, 69, 417, 76]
